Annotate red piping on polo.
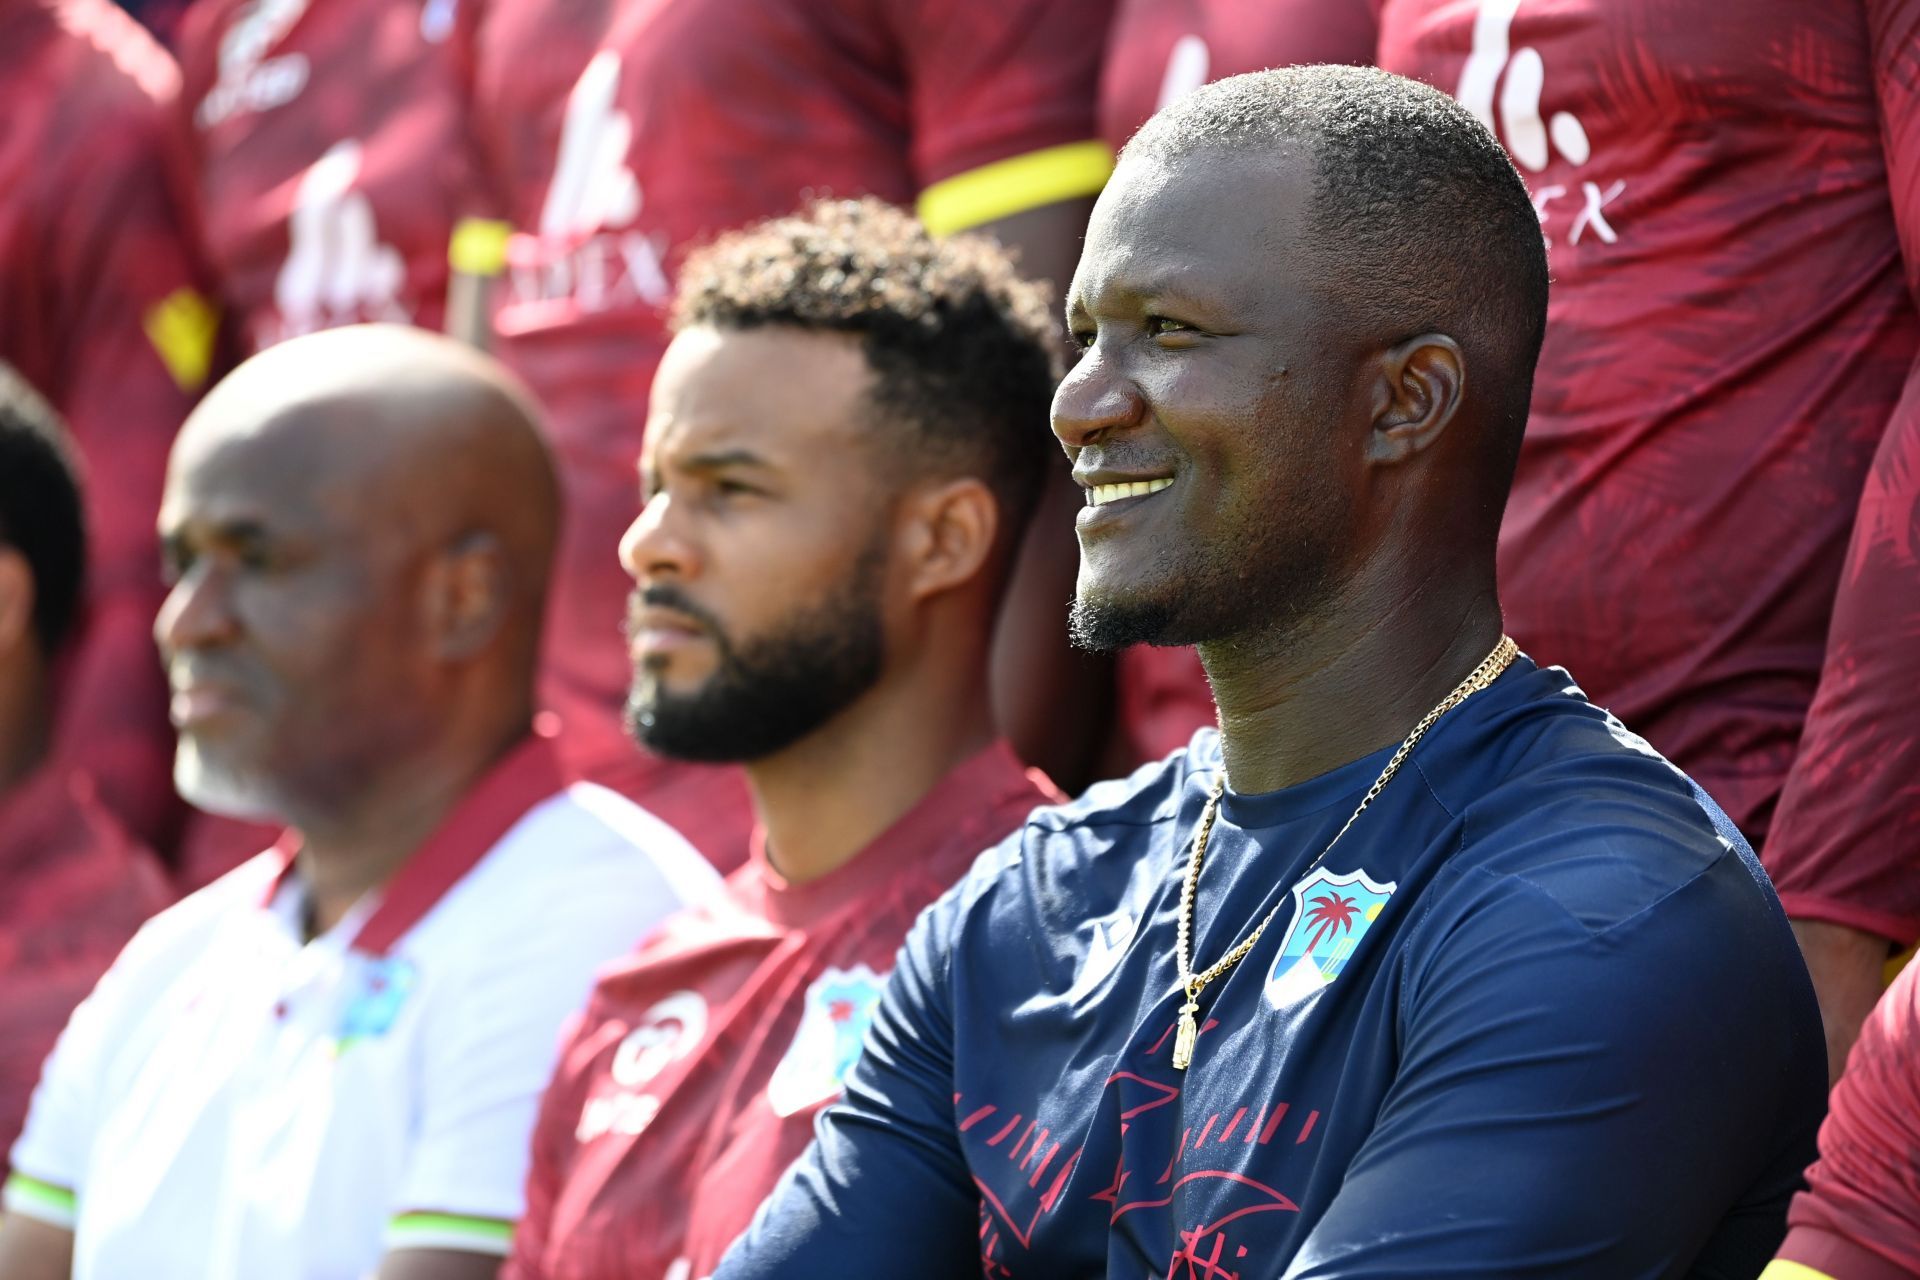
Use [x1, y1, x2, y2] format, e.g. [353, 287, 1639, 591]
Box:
[256, 731, 566, 955]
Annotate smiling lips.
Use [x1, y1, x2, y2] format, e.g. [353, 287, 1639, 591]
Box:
[1086, 476, 1173, 506]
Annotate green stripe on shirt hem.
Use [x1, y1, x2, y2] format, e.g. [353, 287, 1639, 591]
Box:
[4, 1173, 77, 1224]
[387, 1211, 515, 1253]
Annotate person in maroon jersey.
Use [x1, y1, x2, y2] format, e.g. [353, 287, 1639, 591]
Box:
[0, 0, 217, 858]
[462, 0, 1118, 848]
[1100, 0, 1920, 1078]
[1764, 959, 1920, 1280]
[504, 199, 1063, 1280]
[0, 367, 173, 1176]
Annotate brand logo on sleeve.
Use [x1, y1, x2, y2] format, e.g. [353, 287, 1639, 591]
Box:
[1263, 867, 1396, 1008]
[765, 965, 886, 1118]
[1454, 0, 1624, 247]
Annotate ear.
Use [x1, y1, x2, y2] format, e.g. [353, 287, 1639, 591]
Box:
[0, 549, 33, 656]
[421, 531, 509, 661]
[894, 476, 1000, 605]
[1366, 334, 1466, 465]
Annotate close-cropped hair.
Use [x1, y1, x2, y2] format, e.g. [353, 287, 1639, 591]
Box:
[1124, 65, 1550, 468]
[0, 364, 85, 655]
[672, 197, 1062, 530]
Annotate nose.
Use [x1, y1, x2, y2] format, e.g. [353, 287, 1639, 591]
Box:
[154, 561, 240, 656]
[1051, 338, 1147, 453]
[618, 491, 701, 584]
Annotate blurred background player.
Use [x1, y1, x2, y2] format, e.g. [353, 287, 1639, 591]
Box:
[1765, 958, 1920, 1280]
[461, 0, 1118, 856]
[164, 0, 503, 886]
[505, 199, 1061, 1280]
[0, 368, 171, 1177]
[1098, 0, 1920, 1077]
[0, 0, 217, 855]
[0, 326, 717, 1280]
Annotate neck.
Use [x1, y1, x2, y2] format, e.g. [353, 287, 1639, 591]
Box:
[1199, 567, 1504, 795]
[293, 701, 531, 935]
[0, 652, 48, 794]
[748, 646, 995, 886]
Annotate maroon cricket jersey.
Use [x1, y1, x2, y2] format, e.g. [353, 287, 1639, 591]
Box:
[1775, 959, 1920, 1280]
[173, 0, 495, 353]
[1379, 0, 1920, 939]
[505, 742, 1058, 1280]
[0, 764, 172, 1171]
[1100, 1, 1920, 945]
[463, 0, 1110, 849]
[0, 0, 214, 850]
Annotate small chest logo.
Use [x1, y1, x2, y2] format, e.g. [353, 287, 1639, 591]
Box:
[610, 990, 708, 1088]
[1264, 867, 1396, 1009]
[765, 965, 886, 1118]
[333, 955, 417, 1055]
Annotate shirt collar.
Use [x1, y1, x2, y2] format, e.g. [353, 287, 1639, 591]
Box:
[747, 739, 1038, 926]
[258, 732, 566, 955]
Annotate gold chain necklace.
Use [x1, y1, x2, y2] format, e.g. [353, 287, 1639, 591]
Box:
[1170, 634, 1519, 1071]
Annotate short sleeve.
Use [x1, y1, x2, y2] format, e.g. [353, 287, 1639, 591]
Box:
[3, 916, 166, 1226]
[885, 0, 1116, 231]
[1772, 962, 1920, 1280]
[389, 839, 705, 1256]
[715, 870, 982, 1278]
[1284, 848, 1825, 1280]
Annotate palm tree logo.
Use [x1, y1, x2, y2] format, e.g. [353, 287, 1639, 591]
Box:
[1302, 892, 1360, 954]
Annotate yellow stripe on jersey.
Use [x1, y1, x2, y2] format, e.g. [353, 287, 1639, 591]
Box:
[1760, 1262, 1837, 1280]
[387, 1210, 515, 1255]
[917, 140, 1114, 237]
[143, 286, 218, 392]
[448, 217, 513, 278]
[3, 1172, 78, 1226]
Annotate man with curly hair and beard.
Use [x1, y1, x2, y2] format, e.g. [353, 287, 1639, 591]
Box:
[502, 198, 1063, 1280]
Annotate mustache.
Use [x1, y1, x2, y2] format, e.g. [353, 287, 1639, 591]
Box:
[625, 586, 725, 639]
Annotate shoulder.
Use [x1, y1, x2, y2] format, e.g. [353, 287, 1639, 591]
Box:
[83, 848, 282, 994]
[1416, 663, 1773, 938]
[927, 732, 1207, 942]
[485, 782, 721, 906]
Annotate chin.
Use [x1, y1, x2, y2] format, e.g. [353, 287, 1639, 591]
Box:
[173, 742, 281, 823]
[1067, 587, 1183, 653]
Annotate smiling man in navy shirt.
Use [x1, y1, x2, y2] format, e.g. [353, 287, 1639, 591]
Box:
[715, 67, 1828, 1280]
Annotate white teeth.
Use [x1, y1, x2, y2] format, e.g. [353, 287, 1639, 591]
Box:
[1088, 476, 1173, 506]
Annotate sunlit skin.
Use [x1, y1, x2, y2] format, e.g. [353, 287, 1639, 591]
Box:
[154, 326, 555, 936]
[621, 324, 1005, 883]
[622, 326, 895, 702]
[1055, 147, 1508, 795]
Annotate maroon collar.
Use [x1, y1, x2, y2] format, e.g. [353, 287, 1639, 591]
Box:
[259, 733, 567, 955]
[747, 739, 1042, 926]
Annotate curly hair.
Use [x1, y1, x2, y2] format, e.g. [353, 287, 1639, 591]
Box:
[671, 197, 1062, 532]
[0, 364, 85, 654]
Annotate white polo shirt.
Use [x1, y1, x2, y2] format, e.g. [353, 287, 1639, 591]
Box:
[3, 736, 719, 1280]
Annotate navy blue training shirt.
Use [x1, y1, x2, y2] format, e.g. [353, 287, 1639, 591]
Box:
[716, 659, 1827, 1279]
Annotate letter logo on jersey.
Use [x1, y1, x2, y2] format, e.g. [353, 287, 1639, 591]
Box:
[1454, 0, 1624, 246]
[271, 140, 408, 343]
[1264, 868, 1396, 1009]
[610, 990, 707, 1088]
[539, 51, 642, 240]
[766, 965, 885, 1118]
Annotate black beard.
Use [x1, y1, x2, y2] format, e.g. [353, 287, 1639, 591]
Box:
[1068, 592, 1179, 652]
[623, 551, 886, 764]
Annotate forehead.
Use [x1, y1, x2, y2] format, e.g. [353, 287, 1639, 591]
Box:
[1073, 148, 1319, 312]
[161, 405, 369, 533]
[645, 325, 877, 467]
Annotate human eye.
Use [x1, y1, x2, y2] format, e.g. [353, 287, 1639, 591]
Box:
[1144, 314, 1198, 339]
